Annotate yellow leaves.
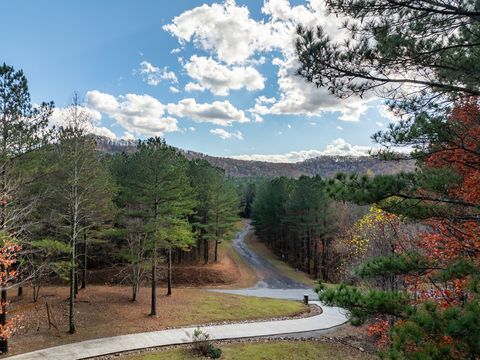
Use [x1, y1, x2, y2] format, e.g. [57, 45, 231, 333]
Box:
[346, 206, 400, 258]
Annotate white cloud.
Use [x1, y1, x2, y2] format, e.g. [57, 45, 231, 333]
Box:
[230, 138, 372, 162]
[287, 123, 291, 129]
[164, 0, 368, 121]
[167, 98, 249, 126]
[377, 105, 402, 122]
[210, 128, 243, 140]
[184, 55, 265, 96]
[252, 57, 370, 121]
[185, 82, 206, 92]
[376, 122, 384, 127]
[138, 61, 178, 86]
[253, 114, 264, 123]
[86, 90, 179, 136]
[337, 126, 343, 130]
[169, 86, 180, 93]
[163, 1, 274, 64]
[256, 96, 276, 104]
[122, 132, 135, 141]
[50, 106, 117, 139]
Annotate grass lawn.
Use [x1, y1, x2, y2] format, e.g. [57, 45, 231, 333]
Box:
[123, 341, 374, 360]
[8, 286, 307, 356]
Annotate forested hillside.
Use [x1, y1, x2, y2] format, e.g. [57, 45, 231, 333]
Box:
[96, 137, 414, 178]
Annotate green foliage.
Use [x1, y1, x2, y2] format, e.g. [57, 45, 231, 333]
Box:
[191, 328, 222, 359]
[252, 176, 335, 278]
[30, 238, 71, 256]
[188, 159, 240, 263]
[388, 299, 480, 359]
[296, 0, 480, 111]
[355, 253, 430, 278]
[317, 283, 411, 325]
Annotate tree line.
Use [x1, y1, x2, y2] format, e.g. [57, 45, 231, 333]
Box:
[0, 64, 240, 353]
[251, 176, 337, 281]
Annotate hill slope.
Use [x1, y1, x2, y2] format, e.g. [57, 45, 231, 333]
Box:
[96, 138, 414, 178]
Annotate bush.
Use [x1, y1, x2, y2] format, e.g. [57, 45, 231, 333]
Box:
[191, 327, 222, 358]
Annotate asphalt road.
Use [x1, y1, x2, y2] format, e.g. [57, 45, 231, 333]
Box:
[213, 223, 318, 301]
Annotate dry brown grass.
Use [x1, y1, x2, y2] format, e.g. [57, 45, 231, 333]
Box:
[8, 286, 307, 356]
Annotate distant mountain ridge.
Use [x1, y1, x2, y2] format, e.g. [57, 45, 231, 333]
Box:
[95, 137, 415, 178]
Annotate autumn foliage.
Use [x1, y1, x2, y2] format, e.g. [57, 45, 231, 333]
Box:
[321, 99, 480, 358]
[0, 235, 21, 341]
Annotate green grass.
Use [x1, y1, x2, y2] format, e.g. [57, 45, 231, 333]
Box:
[123, 341, 373, 360]
[186, 292, 307, 323]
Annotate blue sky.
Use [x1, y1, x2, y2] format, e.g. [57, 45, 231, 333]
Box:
[1, 0, 394, 162]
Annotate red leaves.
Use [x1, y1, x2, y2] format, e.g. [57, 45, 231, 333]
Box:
[415, 98, 480, 304]
[425, 97, 480, 204]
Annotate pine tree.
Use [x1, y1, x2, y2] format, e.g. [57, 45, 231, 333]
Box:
[51, 94, 114, 334]
[0, 63, 52, 353]
[115, 138, 195, 314]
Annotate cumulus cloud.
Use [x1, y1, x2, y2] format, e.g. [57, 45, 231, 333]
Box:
[86, 90, 179, 136]
[169, 86, 180, 93]
[49, 106, 117, 139]
[167, 98, 249, 126]
[138, 61, 178, 86]
[163, 1, 274, 64]
[230, 138, 372, 162]
[184, 55, 265, 96]
[185, 82, 206, 92]
[251, 57, 369, 121]
[164, 0, 369, 121]
[210, 128, 243, 140]
[84, 90, 250, 136]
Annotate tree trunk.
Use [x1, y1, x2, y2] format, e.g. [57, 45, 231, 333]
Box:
[17, 286, 23, 297]
[0, 268, 8, 354]
[69, 211, 77, 334]
[306, 230, 311, 275]
[74, 270, 78, 297]
[132, 283, 138, 302]
[33, 285, 41, 302]
[69, 266, 76, 334]
[203, 238, 209, 264]
[167, 247, 172, 296]
[313, 237, 319, 279]
[150, 260, 157, 316]
[81, 226, 87, 289]
[214, 240, 219, 263]
[320, 238, 328, 282]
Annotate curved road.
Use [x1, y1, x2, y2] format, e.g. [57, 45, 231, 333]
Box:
[6, 224, 347, 360]
[232, 223, 309, 289]
[212, 223, 318, 301]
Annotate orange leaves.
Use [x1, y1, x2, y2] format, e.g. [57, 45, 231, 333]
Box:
[425, 97, 480, 205]
[367, 319, 390, 347]
[0, 241, 20, 286]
